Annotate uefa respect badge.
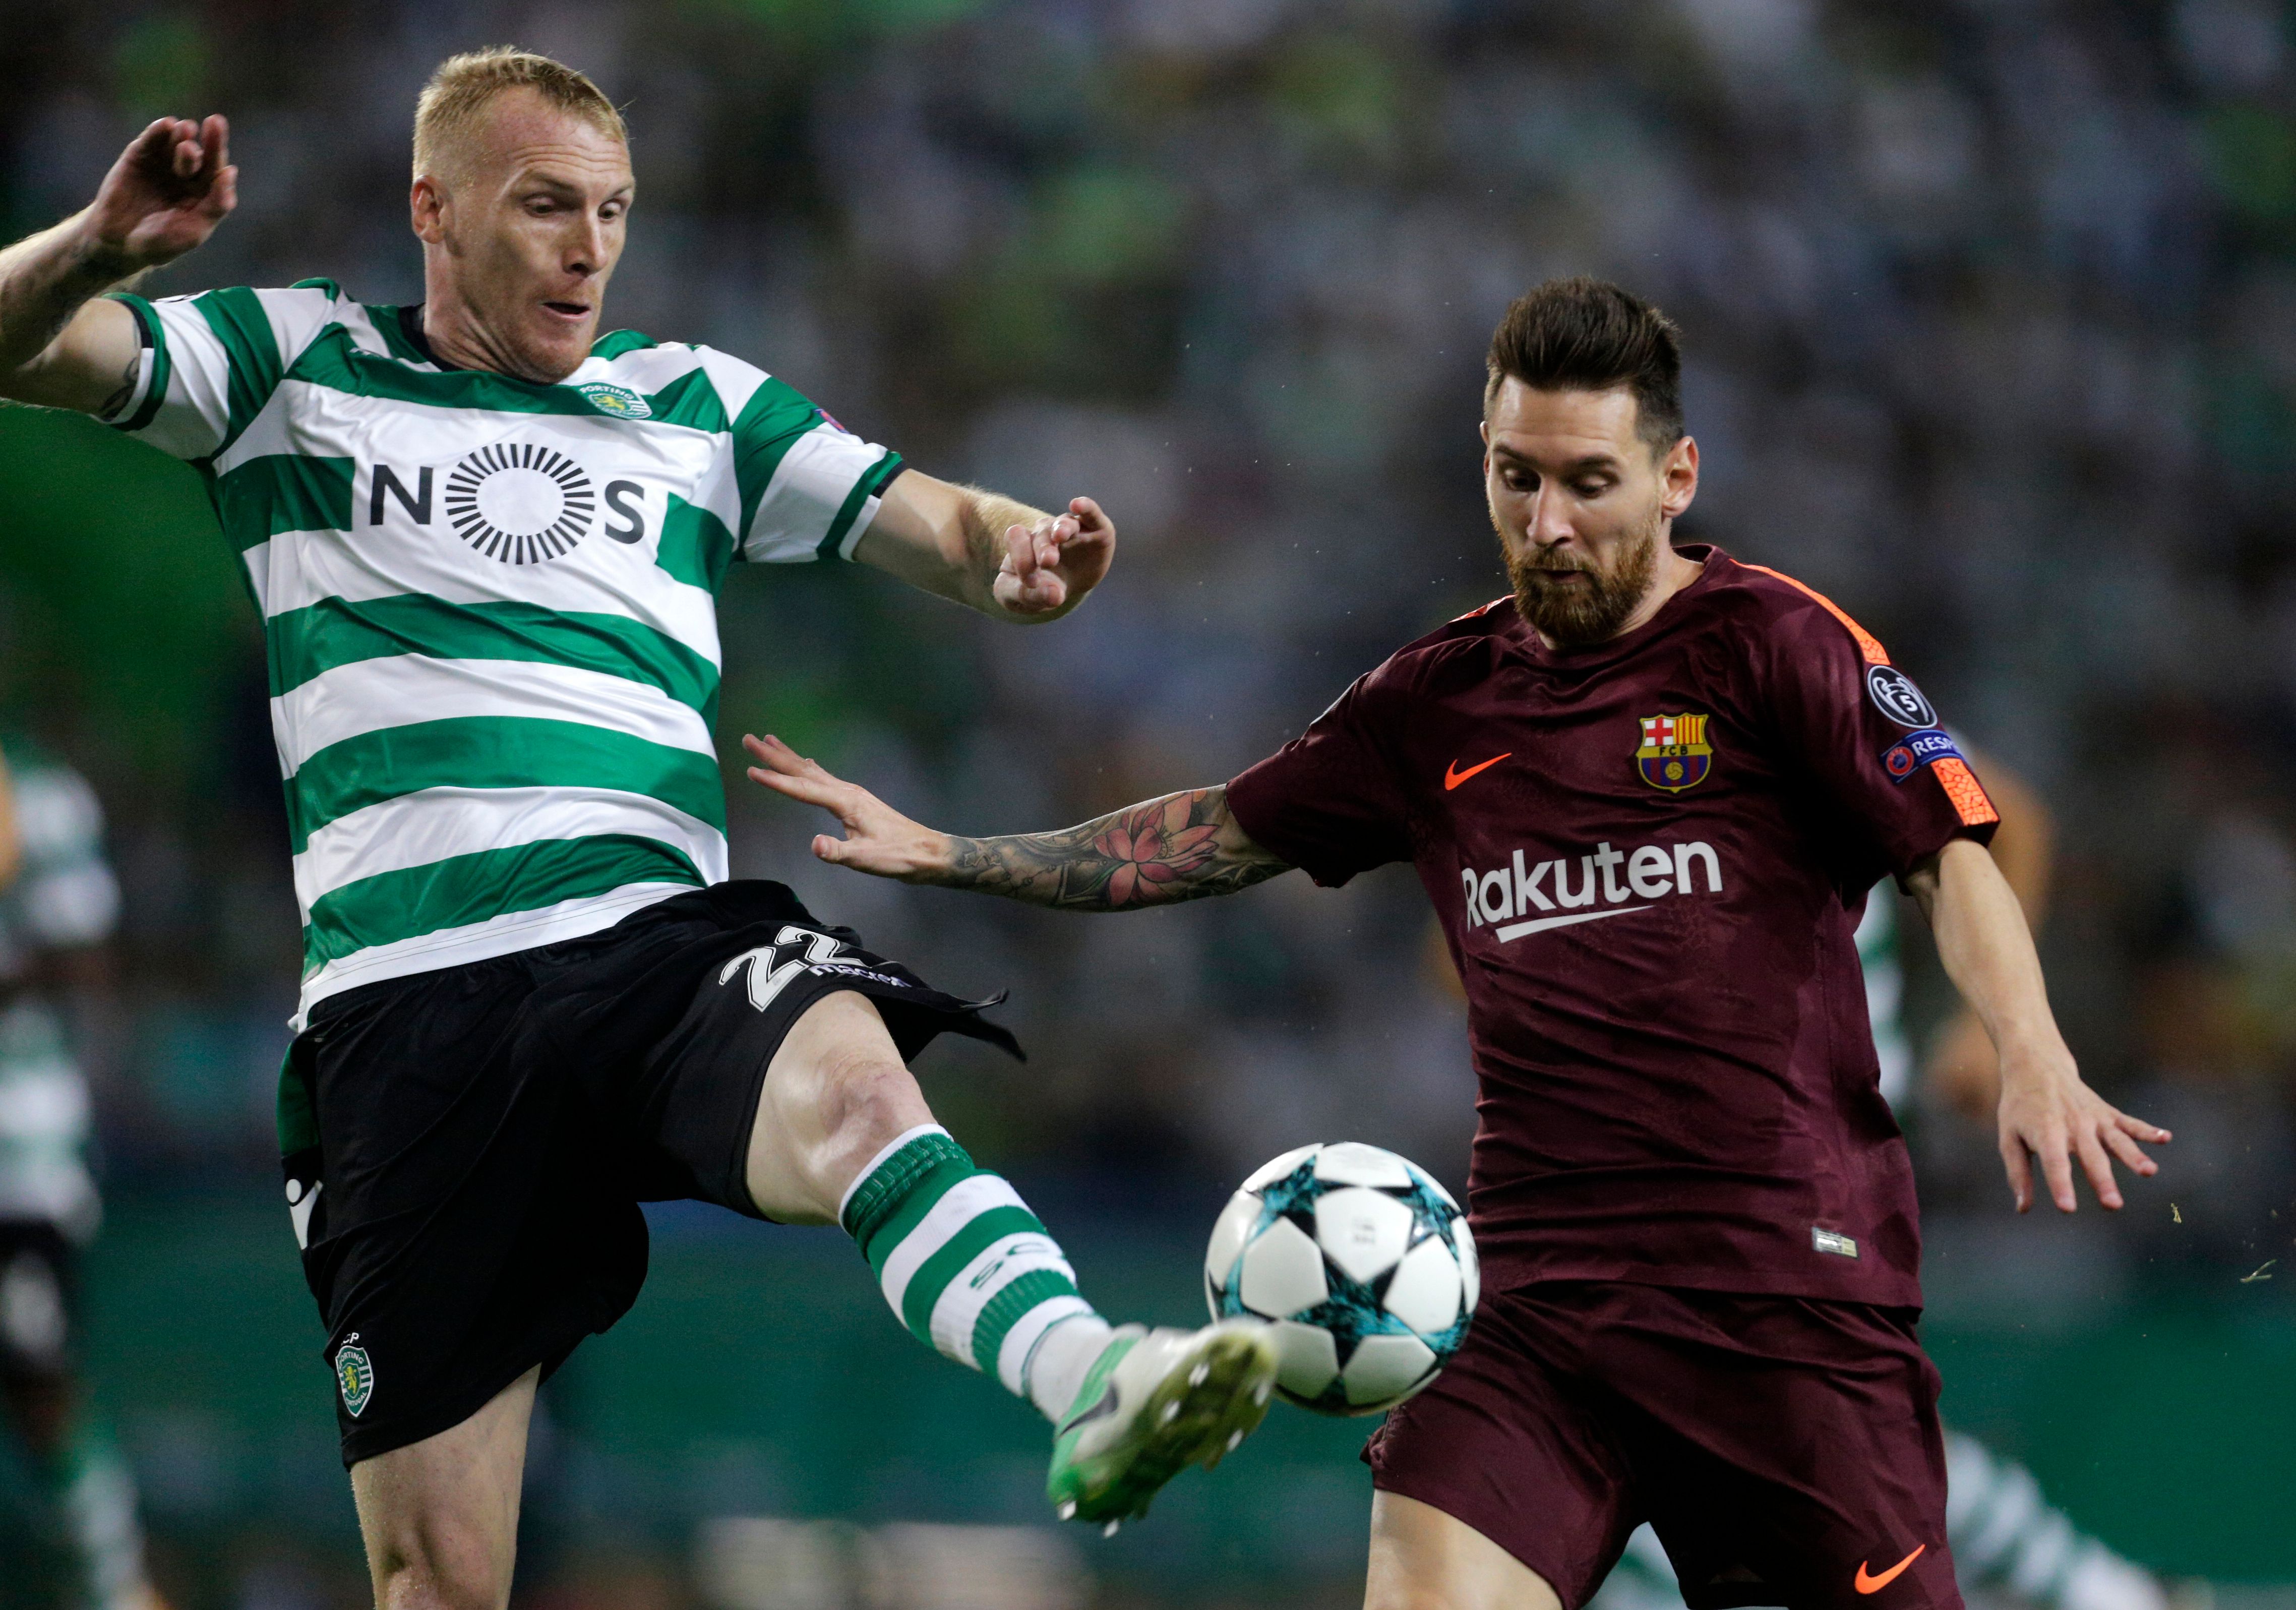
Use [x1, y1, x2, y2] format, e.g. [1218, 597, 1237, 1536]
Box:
[335, 1334, 375, 1418]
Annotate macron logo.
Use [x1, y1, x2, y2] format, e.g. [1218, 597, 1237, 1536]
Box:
[1461, 839, 1723, 942]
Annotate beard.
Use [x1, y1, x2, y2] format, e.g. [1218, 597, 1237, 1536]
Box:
[1503, 510, 1664, 647]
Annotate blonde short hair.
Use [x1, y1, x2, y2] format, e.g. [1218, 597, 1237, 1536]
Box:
[412, 47, 626, 182]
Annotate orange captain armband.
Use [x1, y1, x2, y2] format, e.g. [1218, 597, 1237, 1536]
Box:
[1931, 756, 1999, 828]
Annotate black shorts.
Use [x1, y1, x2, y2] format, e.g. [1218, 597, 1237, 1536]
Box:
[1365, 1281, 1960, 1610]
[281, 880, 1019, 1466]
[0, 1219, 79, 1384]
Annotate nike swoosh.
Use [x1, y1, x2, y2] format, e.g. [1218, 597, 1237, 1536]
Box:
[1493, 905, 1651, 942]
[1444, 752, 1512, 790]
[1855, 1545, 1925, 1594]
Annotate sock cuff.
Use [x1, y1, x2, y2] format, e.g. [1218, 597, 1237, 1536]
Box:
[841, 1126, 971, 1247]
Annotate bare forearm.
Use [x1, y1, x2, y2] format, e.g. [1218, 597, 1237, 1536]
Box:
[1911, 839, 2061, 1055]
[935, 786, 1291, 910]
[957, 486, 1073, 621]
[0, 215, 134, 388]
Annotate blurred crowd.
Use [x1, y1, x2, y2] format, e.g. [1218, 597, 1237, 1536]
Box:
[1, 0, 2294, 1294]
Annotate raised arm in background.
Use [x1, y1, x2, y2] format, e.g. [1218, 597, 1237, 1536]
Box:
[742, 733, 1292, 909]
[1905, 837, 2167, 1215]
[0, 116, 235, 412]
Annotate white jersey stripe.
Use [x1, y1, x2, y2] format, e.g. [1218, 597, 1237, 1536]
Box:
[272, 655, 716, 779]
[243, 528, 723, 652]
[291, 785, 728, 915]
[294, 881, 695, 1018]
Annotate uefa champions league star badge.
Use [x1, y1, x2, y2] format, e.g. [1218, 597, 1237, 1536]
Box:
[1635, 712, 1713, 792]
[335, 1336, 375, 1418]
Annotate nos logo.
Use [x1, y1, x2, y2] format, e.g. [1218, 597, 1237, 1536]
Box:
[368, 448, 651, 563]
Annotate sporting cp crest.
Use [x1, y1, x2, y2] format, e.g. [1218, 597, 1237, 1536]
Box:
[335, 1336, 375, 1418]
[576, 381, 653, 421]
[1635, 712, 1713, 793]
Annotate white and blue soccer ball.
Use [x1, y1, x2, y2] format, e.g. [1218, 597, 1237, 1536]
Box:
[1204, 1142, 1478, 1416]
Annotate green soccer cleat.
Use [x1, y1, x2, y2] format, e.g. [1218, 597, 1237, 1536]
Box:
[1046, 1319, 1280, 1528]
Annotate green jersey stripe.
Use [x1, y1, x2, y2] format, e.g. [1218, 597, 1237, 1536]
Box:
[364, 303, 433, 367]
[193, 287, 286, 453]
[286, 326, 727, 426]
[303, 832, 705, 971]
[294, 786, 725, 913]
[818, 451, 907, 561]
[732, 377, 829, 536]
[266, 593, 719, 711]
[105, 293, 171, 433]
[285, 717, 728, 852]
[655, 497, 738, 593]
[217, 455, 355, 548]
[591, 330, 658, 361]
[643, 368, 729, 433]
[897, 1204, 1044, 1344]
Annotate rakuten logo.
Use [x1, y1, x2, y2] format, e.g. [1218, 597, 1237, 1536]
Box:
[1461, 840, 1723, 941]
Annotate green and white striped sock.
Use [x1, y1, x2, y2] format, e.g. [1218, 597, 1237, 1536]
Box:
[840, 1125, 1111, 1420]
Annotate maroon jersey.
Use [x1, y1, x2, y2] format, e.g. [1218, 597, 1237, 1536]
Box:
[1226, 545, 1999, 1307]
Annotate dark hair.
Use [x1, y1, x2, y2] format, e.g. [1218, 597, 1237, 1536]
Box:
[1484, 276, 1684, 451]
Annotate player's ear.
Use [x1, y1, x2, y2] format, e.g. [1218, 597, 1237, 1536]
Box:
[1660, 434, 1699, 518]
[410, 173, 448, 245]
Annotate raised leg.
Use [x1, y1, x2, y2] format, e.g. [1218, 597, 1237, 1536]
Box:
[1366, 1491, 1563, 1610]
[349, 1366, 538, 1610]
[742, 988, 932, 1224]
[749, 989, 1276, 1526]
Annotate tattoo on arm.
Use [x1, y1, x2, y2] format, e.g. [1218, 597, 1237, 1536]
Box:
[95, 348, 139, 419]
[940, 786, 1292, 910]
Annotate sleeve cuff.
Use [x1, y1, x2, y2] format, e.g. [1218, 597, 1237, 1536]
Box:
[100, 292, 167, 432]
[820, 452, 908, 563]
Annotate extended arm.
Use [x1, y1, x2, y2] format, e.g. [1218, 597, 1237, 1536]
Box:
[0, 116, 235, 412]
[1906, 837, 2167, 1212]
[1922, 747, 2055, 1117]
[854, 472, 1115, 622]
[743, 734, 1292, 909]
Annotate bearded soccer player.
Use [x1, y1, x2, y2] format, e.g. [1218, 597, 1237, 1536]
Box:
[748, 277, 2171, 1610]
[0, 49, 1279, 1606]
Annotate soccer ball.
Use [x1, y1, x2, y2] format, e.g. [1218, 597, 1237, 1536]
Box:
[1203, 1142, 1477, 1416]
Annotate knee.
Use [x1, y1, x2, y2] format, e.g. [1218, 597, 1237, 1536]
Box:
[813, 1048, 923, 1149]
[371, 1530, 507, 1610]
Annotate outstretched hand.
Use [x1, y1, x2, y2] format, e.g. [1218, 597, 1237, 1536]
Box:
[1997, 1047, 2169, 1213]
[994, 496, 1115, 616]
[85, 115, 236, 271]
[743, 734, 950, 882]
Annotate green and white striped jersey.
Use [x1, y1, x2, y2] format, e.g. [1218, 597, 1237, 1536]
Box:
[102, 281, 905, 1023]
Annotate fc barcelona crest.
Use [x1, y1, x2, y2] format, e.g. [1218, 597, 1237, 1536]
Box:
[1635, 712, 1713, 793]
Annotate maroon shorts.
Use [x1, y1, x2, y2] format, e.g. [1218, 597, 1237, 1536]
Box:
[1365, 1281, 1960, 1610]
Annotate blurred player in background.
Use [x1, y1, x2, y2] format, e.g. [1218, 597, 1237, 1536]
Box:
[0, 740, 163, 1610]
[749, 278, 2171, 1610]
[0, 45, 1278, 1607]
